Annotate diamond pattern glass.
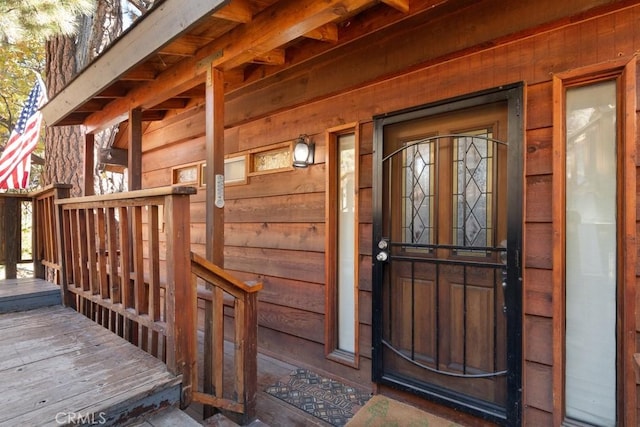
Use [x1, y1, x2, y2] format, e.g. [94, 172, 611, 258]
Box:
[453, 132, 494, 251]
[402, 141, 434, 246]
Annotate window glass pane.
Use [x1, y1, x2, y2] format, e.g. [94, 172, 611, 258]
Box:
[224, 156, 246, 184]
[338, 133, 356, 353]
[452, 130, 494, 252]
[565, 80, 617, 426]
[402, 141, 434, 246]
[173, 165, 198, 184]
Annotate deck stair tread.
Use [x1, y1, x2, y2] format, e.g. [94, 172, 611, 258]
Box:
[0, 277, 61, 313]
[0, 304, 182, 426]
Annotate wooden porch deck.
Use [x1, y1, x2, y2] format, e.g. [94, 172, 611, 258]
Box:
[0, 278, 333, 426]
[0, 278, 196, 426]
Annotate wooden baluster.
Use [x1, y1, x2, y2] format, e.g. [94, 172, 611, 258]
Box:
[118, 206, 132, 341]
[132, 205, 145, 348]
[106, 207, 120, 333]
[148, 204, 161, 357]
[96, 208, 109, 327]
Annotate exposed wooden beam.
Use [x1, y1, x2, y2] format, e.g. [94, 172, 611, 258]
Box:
[141, 110, 167, 121]
[41, 0, 230, 127]
[148, 98, 189, 110]
[225, 0, 450, 93]
[250, 49, 286, 66]
[95, 86, 128, 98]
[99, 147, 128, 167]
[199, 0, 377, 71]
[304, 23, 339, 42]
[159, 35, 212, 56]
[223, 69, 245, 85]
[82, 0, 376, 132]
[213, 0, 253, 23]
[76, 99, 108, 112]
[122, 65, 157, 81]
[174, 85, 205, 98]
[382, 0, 410, 13]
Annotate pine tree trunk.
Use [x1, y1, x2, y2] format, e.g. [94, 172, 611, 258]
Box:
[44, 36, 83, 196]
[44, 2, 123, 197]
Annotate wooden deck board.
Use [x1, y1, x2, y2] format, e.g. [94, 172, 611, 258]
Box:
[0, 277, 61, 313]
[0, 305, 181, 426]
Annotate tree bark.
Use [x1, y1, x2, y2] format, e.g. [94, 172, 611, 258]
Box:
[44, 36, 83, 196]
[44, 1, 123, 196]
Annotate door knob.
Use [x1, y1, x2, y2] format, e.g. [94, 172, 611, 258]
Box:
[376, 251, 388, 262]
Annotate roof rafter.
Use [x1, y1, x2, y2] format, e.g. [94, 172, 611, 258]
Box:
[382, 0, 410, 13]
[213, 0, 253, 23]
[303, 23, 339, 42]
[82, 0, 378, 132]
[198, 0, 377, 71]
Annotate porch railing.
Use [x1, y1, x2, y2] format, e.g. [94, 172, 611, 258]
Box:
[0, 184, 71, 281]
[190, 252, 262, 424]
[32, 184, 72, 282]
[54, 186, 197, 406]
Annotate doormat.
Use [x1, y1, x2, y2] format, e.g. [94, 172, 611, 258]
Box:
[265, 368, 372, 426]
[345, 395, 462, 427]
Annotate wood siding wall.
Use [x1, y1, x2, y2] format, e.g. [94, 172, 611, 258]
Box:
[139, 1, 640, 423]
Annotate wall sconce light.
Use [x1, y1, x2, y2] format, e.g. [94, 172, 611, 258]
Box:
[292, 134, 315, 168]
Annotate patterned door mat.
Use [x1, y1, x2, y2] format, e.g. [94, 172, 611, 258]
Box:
[265, 368, 372, 426]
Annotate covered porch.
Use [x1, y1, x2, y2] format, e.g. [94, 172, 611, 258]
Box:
[0, 186, 458, 426]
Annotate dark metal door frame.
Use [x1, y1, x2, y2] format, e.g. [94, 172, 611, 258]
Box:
[372, 83, 523, 426]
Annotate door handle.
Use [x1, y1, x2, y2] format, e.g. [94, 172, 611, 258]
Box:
[377, 239, 389, 263]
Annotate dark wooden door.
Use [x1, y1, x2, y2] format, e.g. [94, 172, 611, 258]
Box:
[372, 87, 523, 425]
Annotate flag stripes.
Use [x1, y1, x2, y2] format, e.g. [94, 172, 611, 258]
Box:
[0, 77, 47, 190]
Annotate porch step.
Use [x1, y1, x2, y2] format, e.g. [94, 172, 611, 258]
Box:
[0, 277, 60, 313]
[202, 413, 270, 427]
[0, 305, 183, 426]
[130, 406, 202, 426]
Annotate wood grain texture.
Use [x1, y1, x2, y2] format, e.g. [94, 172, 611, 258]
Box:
[0, 305, 181, 426]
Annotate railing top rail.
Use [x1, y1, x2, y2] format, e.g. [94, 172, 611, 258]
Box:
[0, 192, 32, 200]
[31, 184, 73, 200]
[55, 185, 197, 206]
[191, 252, 263, 296]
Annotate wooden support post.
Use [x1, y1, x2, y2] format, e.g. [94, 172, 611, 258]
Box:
[204, 65, 225, 418]
[4, 197, 18, 280]
[238, 292, 259, 424]
[83, 133, 95, 196]
[128, 108, 143, 191]
[164, 192, 195, 408]
[205, 66, 225, 265]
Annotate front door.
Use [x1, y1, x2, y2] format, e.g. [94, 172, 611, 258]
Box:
[372, 86, 523, 425]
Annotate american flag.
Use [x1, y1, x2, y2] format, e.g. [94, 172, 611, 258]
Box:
[0, 77, 47, 190]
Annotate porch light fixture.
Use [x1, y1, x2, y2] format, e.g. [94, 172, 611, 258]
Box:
[292, 134, 315, 168]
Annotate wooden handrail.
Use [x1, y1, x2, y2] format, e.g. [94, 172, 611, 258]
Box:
[54, 185, 197, 407]
[191, 252, 262, 296]
[190, 251, 262, 424]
